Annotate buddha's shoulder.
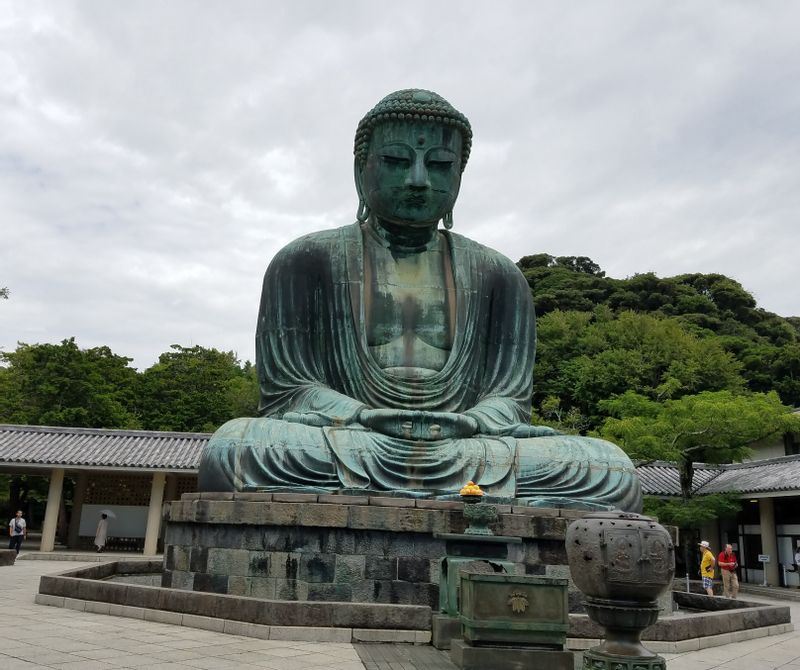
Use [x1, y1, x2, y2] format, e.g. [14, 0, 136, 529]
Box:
[280, 224, 354, 252]
[269, 223, 358, 263]
[446, 231, 523, 275]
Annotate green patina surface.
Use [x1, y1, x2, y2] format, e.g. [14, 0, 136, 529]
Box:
[198, 89, 642, 511]
[459, 573, 569, 647]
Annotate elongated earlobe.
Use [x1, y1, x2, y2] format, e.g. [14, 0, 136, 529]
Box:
[356, 198, 370, 223]
[354, 161, 370, 223]
[443, 210, 454, 230]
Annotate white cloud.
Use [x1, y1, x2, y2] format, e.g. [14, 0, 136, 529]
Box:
[1, 0, 798, 369]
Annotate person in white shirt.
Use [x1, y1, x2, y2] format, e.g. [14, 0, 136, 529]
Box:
[8, 510, 26, 554]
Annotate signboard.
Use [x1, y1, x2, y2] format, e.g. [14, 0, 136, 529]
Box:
[757, 554, 770, 563]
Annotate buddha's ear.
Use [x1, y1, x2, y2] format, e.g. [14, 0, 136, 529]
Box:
[354, 159, 370, 223]
[353, 159, 366, 202]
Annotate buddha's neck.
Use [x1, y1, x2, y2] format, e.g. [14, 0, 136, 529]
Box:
[367, 217, 440, 253]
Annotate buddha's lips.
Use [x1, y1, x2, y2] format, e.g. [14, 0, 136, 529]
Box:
[403, 194, 427, 206]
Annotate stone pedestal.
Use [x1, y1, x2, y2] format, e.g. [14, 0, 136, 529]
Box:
[163, 492, 591, 608]
[450, 639, 573, 670]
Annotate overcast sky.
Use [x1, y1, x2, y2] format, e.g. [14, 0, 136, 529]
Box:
[1, 1, 798, 370]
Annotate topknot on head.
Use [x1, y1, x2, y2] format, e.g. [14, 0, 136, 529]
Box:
[354, 89, 472, 172]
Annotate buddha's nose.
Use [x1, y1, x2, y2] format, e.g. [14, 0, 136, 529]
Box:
[406, 157, 431, 189]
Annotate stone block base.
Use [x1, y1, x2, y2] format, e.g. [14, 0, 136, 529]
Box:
[163, 493, 586, 608]
[431, 613, 461, 649]
[0, 549, 16, 566]
[450, 639, 573, 670]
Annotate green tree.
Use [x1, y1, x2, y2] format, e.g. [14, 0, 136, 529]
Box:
[0, 338, 140, 428]
[534, 309, 744, 429]
[137, 345, 258, 433]
[598, 390, 800, 498]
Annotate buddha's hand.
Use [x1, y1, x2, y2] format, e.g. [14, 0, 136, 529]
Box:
[510, 424, 563, 438]
[359, 409, 478, 440]
[283, 411, 366, 428]
[282, 412, 333, 427]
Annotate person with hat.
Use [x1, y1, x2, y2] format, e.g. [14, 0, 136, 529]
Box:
[699, 540, 716, 596]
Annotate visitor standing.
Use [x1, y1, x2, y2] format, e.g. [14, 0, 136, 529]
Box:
[94, 513, 109, 553]
[8, 510, 26, 554]
[699, 540, 716, 596]
[717, 543, 739, 598]
[795, 544, 800, 588]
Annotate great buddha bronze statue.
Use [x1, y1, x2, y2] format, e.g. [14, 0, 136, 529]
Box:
[199, 89, 642, 511]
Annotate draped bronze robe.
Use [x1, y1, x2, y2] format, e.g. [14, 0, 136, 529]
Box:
[199, 223, 642, 511]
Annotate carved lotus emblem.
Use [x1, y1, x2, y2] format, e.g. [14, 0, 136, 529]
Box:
[507, 591, 529, 614]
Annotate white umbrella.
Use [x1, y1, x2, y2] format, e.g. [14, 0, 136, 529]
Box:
[99, 509, 117, 519]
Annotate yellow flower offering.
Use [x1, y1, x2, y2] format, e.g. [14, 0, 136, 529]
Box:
[460, 481, 484, 496]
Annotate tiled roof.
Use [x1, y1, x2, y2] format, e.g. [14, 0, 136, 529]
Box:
[695, 455, 800, 495]
[0, 424, 209, 471]
[637, 455, 800, 497]
[635, 461, 723, 496]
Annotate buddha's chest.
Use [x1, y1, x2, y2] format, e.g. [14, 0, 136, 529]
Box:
[364, 244, 455, 372]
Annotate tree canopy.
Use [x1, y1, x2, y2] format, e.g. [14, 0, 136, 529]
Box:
[0, 338, 140, 428]
[0, 340, 257, 433]
[598, 390, 800, 497]
[523, 255, 800, 409]
[137, 345, 258, 433]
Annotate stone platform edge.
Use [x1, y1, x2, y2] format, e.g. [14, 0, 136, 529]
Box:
[32, 590, 793, 652]
[33, 593, 430, 644]
[38, 561, 431, 632]
[165, 492, 593, 541]
[567, 621, 795, 654]
[569, 595, 791, 642]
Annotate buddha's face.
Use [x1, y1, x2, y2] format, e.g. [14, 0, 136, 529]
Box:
[359, 120, 463, 227]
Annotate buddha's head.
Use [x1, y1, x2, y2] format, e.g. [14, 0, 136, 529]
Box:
[354, 89, 472, 229]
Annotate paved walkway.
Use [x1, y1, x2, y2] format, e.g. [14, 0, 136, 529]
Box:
[2, 557, 800, 669]
[659, 591, 800, 669]
[1, 559, 363, 670]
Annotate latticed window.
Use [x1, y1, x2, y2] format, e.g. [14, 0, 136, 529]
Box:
[85, 474, 152, 505]
[174, 475, 198, 498]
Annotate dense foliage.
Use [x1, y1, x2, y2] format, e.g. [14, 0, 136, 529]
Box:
[522, 254, 800, 533]
[0, 340, 258, 432]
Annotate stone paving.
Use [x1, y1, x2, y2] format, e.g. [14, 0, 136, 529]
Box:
[2, 557, 800, 669]
[659, 591, 800, 669]
[1, 559, 364, 670]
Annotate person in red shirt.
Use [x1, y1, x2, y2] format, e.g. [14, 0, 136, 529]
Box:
[718, 543, 739, 599]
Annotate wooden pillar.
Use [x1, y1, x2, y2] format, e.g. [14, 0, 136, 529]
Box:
[164, 474, 178, 502]
[759, 497, 780, 586]
[40, 468, 65, 552]
[143, 472, 166, 556]
[67, 472, 89, 549]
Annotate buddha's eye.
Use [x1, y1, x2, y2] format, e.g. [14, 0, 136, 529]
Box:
[426, 158, 454, 170]
[380, 154, 411, 167]
[426, 150, 456, 170]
